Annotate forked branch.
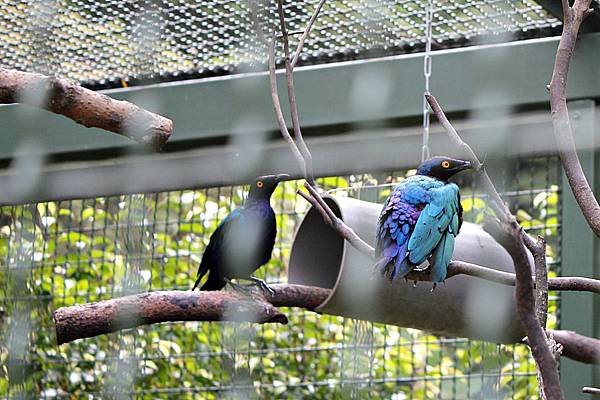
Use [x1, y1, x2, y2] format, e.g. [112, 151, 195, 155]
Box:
[549, 0, 600, 237]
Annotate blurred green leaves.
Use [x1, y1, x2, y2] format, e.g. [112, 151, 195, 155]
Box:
[0, 164, 562, 398]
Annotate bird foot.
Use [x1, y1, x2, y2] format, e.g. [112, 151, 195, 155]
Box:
[224, 278, 254, 295]
[248, 277, 275, 296]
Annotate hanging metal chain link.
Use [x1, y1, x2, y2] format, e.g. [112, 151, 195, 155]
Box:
[421, 0, 434, 162]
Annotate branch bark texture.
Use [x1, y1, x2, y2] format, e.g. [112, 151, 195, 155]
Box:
[494, 221, 563, 399]
[54, 284, 329, 345]
[549, 330, 600, 365]
[0, 67, 173, 150]
[549, 0, 600, 237]
[55, 283, 600, 366]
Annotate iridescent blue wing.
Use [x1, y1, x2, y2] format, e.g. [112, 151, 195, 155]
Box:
[427, 212, 459, 282]
[407, 184, 460, 271]
[374, 186, 426, 280]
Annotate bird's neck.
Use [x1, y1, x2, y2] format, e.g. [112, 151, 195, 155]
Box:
[244, 197, 273, 213]
[417, 173, 447, 183]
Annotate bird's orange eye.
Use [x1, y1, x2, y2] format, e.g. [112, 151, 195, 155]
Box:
[441, 161, 450, 168]
[256, 181, 264, 188]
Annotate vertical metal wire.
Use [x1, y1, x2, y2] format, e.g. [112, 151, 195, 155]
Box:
[421, 0, 434, 162]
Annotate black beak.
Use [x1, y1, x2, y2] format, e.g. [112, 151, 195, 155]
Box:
[455, 160, 472, 171]
[275, 174, 291, 182]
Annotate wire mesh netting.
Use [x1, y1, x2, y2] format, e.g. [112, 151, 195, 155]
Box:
[0, 0, 561, 88]
[0, 155, 562, 399]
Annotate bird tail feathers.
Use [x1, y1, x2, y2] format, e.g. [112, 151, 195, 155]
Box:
[192, 262, 210, 291]
[200, 273, 227, 291]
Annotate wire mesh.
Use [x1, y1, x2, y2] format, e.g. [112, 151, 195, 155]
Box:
[0, 0, 561, 89]
[0, 155, 562, 399]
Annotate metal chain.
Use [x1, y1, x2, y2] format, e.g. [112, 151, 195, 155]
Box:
[422, 0, 434, 162]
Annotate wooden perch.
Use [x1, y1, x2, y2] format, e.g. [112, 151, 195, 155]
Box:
[0, 67, 172, 150]
[55, 284, 600, 367]
[53, 284, 329, 345]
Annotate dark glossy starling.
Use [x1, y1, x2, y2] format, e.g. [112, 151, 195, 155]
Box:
[192, 174, 289, 292]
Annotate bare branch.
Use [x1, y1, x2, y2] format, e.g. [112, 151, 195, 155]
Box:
[276, 0, 316, 185]
[549, 330, 600, 365]
[268, 40, 308, 178]
[429, 94, 563, 399]
[303, 183, 375, 258]
[0, 67, 172, 150]
[270, 2, 373, 258]
[426, 94, 509, 220]
[296, 188, 333, 225]
[548, 0, 600, 237]
[291, 0, 327, 69]
[523, 234, 549, 328]
[489, 219, 563, 399]
[53, 284, 329, 345]
[54, 282, 600, 363]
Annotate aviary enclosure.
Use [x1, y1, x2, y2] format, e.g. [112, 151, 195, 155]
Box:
[0, 0, 598, 399]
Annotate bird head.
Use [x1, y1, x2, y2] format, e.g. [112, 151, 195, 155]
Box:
[416, 157, 472, 181]
[247, 174, 290, 201]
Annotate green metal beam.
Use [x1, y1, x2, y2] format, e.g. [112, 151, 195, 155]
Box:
[0, 33, 600, 163]
[0, 107, 581, 204]
[559, 100, 599, 398]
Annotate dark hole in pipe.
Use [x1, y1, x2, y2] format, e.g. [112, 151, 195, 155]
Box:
[288, 198, 344, 289]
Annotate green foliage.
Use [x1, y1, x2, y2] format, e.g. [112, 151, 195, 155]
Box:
[0, 162, 561, 398]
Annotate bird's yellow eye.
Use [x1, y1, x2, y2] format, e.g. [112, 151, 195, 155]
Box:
[256, 181, 264, 188]
[441, 161, 450, 168]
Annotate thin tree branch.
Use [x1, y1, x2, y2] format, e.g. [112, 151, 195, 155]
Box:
[303, 184, 375, 258]
[0, 67, 172, 150]
[443, 261, 599, 294]
[549, 0, 600, 237]
[276, 0, 315, 185]
[296, 188, 333, 225]
[268, 40, 308, 178]
[270, 2, 373, 258]
[425, 94, 509, 220]
[291, 0, 327, 69]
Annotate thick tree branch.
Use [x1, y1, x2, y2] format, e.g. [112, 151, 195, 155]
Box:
[53, 284, 329, 345]
[526, 235, 549, 328]
[428, 94, 564, 399]
[55, 283, 600, 364]
[549, 0, 600, 237]
[490, 220, 563, 399]
[0, 67, 172, 150]
[549, 330, 600, 365]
